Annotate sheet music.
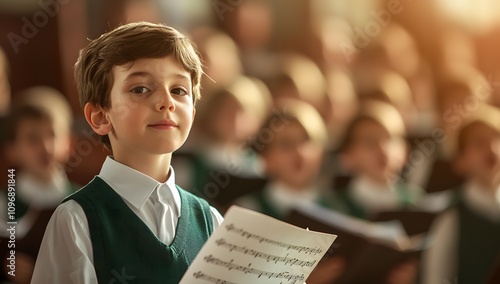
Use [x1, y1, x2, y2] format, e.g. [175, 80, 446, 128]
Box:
[180, 206, 337, 284]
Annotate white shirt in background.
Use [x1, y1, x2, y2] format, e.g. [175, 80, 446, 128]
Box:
[349, 176, 422, 215]
[236, 181, 320, 216]
[0, 168, 71, 238]
[421, 182, 500, 284]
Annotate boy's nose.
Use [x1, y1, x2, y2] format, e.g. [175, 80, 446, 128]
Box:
[156, 89, 176, 112]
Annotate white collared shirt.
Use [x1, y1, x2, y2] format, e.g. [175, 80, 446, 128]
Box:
[349, 176, 422, 214]
[236, 181, 320, 216]
[31, 157, 223, 284]
[421, 182, 500, 284]
[0, 168, 71, 238]
[350, 176, 401, 213]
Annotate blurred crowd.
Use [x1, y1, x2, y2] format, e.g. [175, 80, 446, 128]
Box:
[0, 0, 500, 283]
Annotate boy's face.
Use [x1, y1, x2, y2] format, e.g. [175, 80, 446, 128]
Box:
[104, 56, 195, 156]
[209, 95, 253, 143]
[10, 118, 57, 179]
[263, 121, 323, 190]
[457, 123, 500, 187]
[343, 119, 407, 185]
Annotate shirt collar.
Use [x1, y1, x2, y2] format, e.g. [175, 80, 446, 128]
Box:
[266, 181, 319, 213]
[98, 156, 181, 215]
[463, 181, 500, 221]
[350, 176, 399, 210]
[17, 168, 69, 207]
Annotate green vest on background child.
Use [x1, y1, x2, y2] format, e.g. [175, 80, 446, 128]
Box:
[422, 104, 500, 284]
[455, 191, 500, 283]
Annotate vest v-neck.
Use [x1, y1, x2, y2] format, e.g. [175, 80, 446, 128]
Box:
[64, 176, 214, 283]
[92, 177, 189, 253]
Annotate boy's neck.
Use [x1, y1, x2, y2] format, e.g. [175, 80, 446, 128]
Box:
[112, 153, 172, 183]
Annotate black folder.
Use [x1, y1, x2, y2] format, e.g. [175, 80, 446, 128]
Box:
[286, 206, 426, 284]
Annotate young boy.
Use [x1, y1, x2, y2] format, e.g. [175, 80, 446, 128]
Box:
[237, 98, 329, 220]
[1, 105, 76, 284]
[237, 98, 346, 284]
[332, 100, 423, 220]
[326, 100, 420, 284]
[422, 104, 500, 284]
[14, 86, 74, 168]
[32, 22, 223, 284]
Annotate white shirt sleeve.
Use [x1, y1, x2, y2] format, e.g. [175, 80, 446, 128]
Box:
[421, 209, 459, 284]
[31, 200, 97, 284]
[210, 206, 224, 227]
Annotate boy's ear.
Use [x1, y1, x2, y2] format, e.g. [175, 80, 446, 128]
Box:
[192, 108, 196, 120]
[84, 103, 112, 135]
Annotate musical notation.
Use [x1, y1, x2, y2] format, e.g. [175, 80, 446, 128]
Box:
[215, 238, 317, 268]
[193, 271, 237, 284]
[179, 206, 337, 284]
[203, 255, 305, 284]
[225, 223, 323, 255]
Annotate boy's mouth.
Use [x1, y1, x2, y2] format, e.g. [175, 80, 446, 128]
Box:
[148, 119, 178, 129]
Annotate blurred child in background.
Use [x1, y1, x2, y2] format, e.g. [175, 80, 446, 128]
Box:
[268, 54, 331, 122]
[0, 87, 76, 284]
[422, 104, 500, 284]
[190, 27, 243, 97]
[323, 67, 358, 151]
[0, 105, 76, 284]
[237, 98, 329, 219]
[332, 100, 423, 219]
[195, 75, 270, 175]
[14, 86, 74, 166]
[325, 99, 421, 284]
[182, 76, 271, 204]
[358, 69, 417, 133]
[405, 66, 491, 194]
[237, 98, 345, 284]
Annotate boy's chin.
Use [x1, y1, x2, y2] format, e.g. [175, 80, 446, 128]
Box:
[147, 144, 184, 155]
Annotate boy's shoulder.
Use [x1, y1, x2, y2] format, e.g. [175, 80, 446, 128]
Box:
[62, 176, 107, 203]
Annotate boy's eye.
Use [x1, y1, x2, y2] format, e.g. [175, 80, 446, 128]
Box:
[131, 86, 150, 94]
[171, 88, 189, 96]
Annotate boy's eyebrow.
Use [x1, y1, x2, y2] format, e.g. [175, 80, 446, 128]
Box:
[124, 71, 191, 82]
[173, 73, 191, 81]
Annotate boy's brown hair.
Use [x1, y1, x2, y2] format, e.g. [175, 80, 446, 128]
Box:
[251, 98, 327, 153]
[74, 22, 203, 149]
[435, 66, 491, 111]
[456, 104, 500, 155]
[3, 105, 52, 143]
[339, 99, 406, 152]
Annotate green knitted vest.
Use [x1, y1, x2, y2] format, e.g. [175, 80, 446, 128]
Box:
[457, 196, 500, 283]
[63, 177, 214, 284]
